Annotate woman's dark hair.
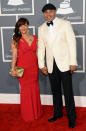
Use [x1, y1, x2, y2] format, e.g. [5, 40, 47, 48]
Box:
[13, 18, 29, 46]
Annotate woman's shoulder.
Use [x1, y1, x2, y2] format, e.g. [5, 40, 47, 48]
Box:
[11, 39, 17, 46]
[33, 35, 38, 39]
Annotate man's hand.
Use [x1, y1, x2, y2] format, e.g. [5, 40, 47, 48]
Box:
[41, 67, 48, 75]
[70, 65, 77, 74]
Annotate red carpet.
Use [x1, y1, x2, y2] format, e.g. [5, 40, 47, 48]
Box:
[0, 104, 86, 131]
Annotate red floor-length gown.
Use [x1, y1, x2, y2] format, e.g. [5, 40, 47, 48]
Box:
[16, 35, 42, 121]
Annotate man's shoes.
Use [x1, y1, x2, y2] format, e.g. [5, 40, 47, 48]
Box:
[48, 114, 63, 122]
[69, 120, 76, 128]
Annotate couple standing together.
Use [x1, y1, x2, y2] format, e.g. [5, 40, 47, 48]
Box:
[11, 3, 77, 128]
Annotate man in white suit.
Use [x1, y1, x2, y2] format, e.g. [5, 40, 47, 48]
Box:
[38, 3, 77, 128]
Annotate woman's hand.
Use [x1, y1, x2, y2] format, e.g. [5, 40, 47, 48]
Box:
[11, 69, 17, 77]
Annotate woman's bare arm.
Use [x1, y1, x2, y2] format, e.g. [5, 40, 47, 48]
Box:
[11, 40, 17, 76]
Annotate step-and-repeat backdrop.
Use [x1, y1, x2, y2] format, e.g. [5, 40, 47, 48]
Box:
[0, 0, 86, 105]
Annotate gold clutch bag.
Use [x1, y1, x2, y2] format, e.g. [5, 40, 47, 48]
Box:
[9, 66, 24, 77]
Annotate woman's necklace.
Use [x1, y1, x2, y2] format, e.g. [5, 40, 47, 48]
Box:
[23, 34, 34, 46]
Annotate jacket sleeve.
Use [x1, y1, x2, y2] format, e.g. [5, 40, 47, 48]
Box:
[65, 21, 78, 66]
[38, 27, 46, 69]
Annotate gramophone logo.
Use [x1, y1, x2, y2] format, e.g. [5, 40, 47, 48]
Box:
[0, 0, 34, 15]
[8, 0, 24, 6]
[57, 0, 74, 14]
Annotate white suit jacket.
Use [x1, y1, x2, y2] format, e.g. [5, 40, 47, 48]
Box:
[38, 17, 77, 73]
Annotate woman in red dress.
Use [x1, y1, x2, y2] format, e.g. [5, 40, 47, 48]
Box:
[11, 18, 42, 121]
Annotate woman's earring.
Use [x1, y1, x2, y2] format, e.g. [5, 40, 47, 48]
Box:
[18, 31, 21, 35]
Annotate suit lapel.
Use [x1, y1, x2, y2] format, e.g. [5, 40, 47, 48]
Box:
[43, 22, 50, 43]
[44, 17, 61, 47]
